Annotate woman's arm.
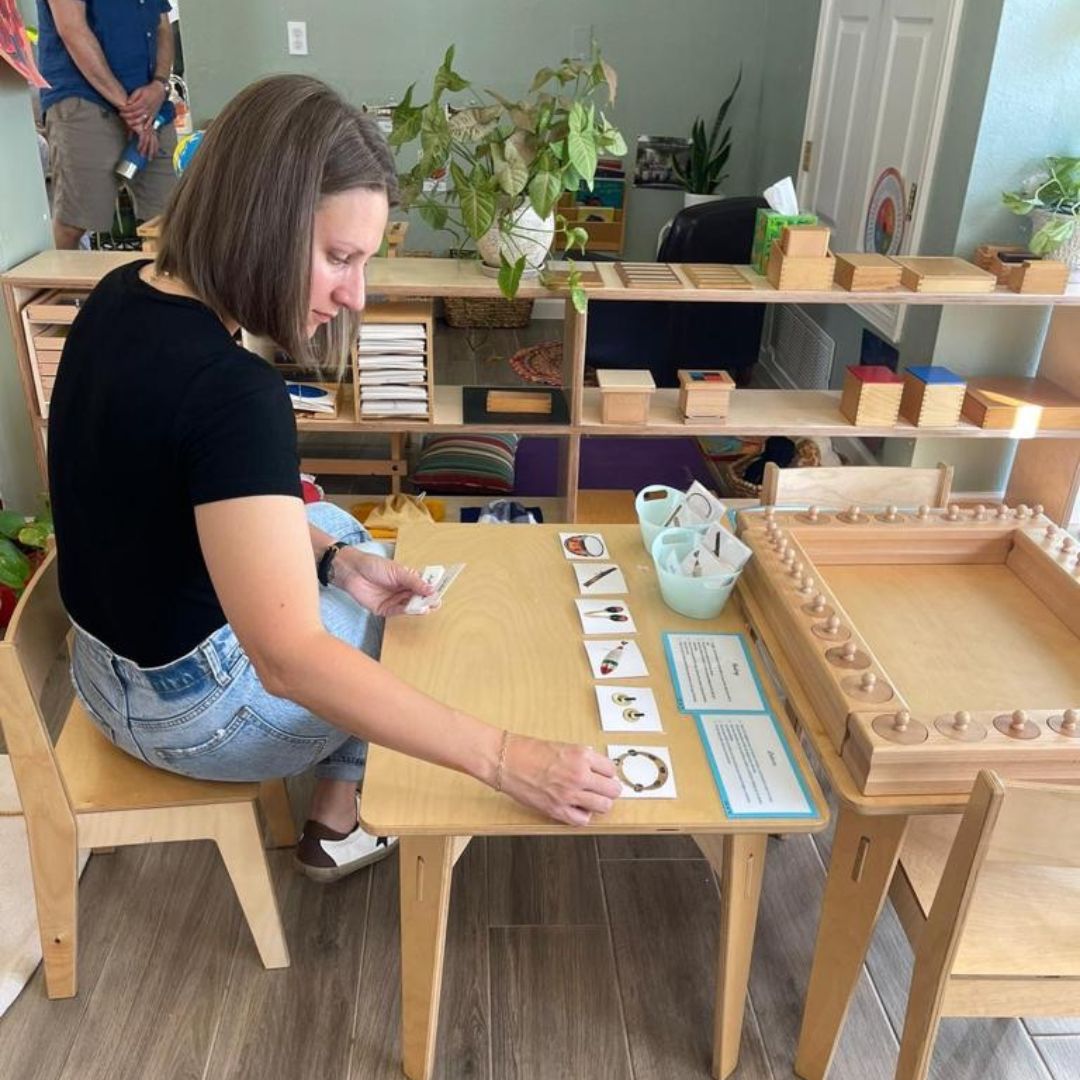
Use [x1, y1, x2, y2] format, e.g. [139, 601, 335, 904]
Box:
[196, 494, 620, 824]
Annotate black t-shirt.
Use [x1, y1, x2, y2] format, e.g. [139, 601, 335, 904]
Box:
[48, 261, 302, 667]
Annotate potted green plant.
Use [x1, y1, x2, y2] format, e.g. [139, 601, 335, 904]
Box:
[389, 45, 626, 310]
[672, 69, 741, 205]
[0, 504, 54, 632]
[1003, 155, 1080, 279]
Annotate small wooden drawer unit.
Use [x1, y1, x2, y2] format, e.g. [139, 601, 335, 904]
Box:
[898, 365, 967, 427]
[839, 365, 904, 427]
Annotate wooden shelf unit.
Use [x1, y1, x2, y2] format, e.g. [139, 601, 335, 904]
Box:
[4, 250, 1080, 521]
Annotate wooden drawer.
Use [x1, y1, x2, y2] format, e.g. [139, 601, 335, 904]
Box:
[25, 289, 87, 324]
[32, 324, 70, 354]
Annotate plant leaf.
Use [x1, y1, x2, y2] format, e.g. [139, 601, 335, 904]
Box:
[495, 138, 529, 196]
[418, 200, 449, 230]
[530, 67, 558, 93]
[570, 283, 588, 314]
[1002, 191, 1037, 215]
[433, 45, 469, 95]
[447, 105, 501, 142]
[453, 167, 496, 239]
[0, 537, 30, 592]
[599, 57, 618, 103]
[528, 170, 562, 218]
[567, 127, 598, 187]
[0, 510, 27, 539]
[497, 253, 526, 298]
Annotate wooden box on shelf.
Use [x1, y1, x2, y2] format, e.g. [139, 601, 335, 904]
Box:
[766, 240, 834, 291]
[839, 365, 904, 427]
[780, 224, 831, 258]
[894, 256, 996, 294]
[961, 376, 1080, 431]
[597, 369, 655, 425]
[25, 289, 86, 322]
[973, 244, 1069, 295]
[898, 365, 967, 427]
[677, 369, 734, 423]
[833, 253, 902, 292]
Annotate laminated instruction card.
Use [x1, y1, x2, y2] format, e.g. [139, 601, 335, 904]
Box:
[663, 632, 814, 819]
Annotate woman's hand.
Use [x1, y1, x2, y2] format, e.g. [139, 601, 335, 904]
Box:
[335, 548, 434, 616]
[497, 734, 622, 826]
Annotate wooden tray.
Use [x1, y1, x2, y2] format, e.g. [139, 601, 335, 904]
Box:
[961, 376, 1080, 431]
[893, 257, 997, 294]
[614, 262, 683, 289]
[681, 264, 753, 290]
[737, 507, 1080, 795]
[542, 260, 605, 287]
[24, 289, 87, 323]
[833, 253, 902, 292]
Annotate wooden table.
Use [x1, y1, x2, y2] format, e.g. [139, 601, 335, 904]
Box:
[360, 522, 828, 1080]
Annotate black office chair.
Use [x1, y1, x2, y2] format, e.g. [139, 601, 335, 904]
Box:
[586, 195, 768, 387]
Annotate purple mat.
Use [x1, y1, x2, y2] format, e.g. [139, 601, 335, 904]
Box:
[513, 436, 715, 497]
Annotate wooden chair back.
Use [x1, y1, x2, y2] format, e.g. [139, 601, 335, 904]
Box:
[759, 462, 953, 508]
[0, 552, 75, 826]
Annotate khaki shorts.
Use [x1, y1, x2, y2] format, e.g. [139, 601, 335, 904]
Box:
[46, 95, 178, 232]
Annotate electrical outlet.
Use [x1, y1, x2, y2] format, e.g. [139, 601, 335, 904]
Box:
[571, 25, 593, 61]
[287, 21, 308, 56]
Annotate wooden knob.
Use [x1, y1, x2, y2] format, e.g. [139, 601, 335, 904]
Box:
[953, 710, 971, 732]
[763, 507, 776, 521]
[1045, 524, 1057, 542]
[1016, 504, 1030, 518]
[860, 672, 877, 690]
[1061, 537, 1074, 553]
[884, 505, 898, 521]
[825, 615, 841, 634]
[1010, 709, 1029, 733]
[1034, 504, 1044, 517]
[800, 576, 815, 594]
[894, 710, 911, 733]
[916, 505, 930, 519]
[790, 561, 804, 578]
[973, 504, 987, 521]
[811, 594, 828, 613]
[946, 504, 961, 521]
[841, 641, 857, 661]
[996, 504, 1010, 519]
[1063, 709, 1079, 734]
[849, 505, 861, 518]
[783, 550, 796, 565]
[807, 506, 820, 522]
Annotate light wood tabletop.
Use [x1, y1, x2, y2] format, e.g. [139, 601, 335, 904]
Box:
[360, 521, 828, 1080]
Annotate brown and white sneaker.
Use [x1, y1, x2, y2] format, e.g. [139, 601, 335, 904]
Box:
[295, 815, 397, 883]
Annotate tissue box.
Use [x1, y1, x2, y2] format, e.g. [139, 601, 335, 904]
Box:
[752, 209, 818, 274]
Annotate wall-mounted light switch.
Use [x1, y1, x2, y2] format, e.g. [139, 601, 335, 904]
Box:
[287, 21, 308, 56]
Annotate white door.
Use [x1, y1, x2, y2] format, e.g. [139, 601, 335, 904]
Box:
[798, 0, 965, 341]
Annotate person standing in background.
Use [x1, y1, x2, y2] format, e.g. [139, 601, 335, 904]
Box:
[37, 0, 177, 249]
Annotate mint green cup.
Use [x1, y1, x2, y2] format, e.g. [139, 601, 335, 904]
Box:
[651, 527, 741, 620]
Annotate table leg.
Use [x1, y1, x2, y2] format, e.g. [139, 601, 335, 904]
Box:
[794, 808, 909, 1080]
[399, 834, 457, 1080]
[695, 832, 768, 1080]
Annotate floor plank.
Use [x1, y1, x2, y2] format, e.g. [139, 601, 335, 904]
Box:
[58, 842, 242, 1080]
[204, 849, 370, 1080]
[602, 857, 772, 1079]
[750, 834, 899, 1080]
[595, 834, 704, 860]
[489, 926, 632, 1080]
[487, 837, 606, 927]
[0, 847, 148, 1080]
[1032, 1035, 1080, 1079]
[1026, 1017, 1080, 1036]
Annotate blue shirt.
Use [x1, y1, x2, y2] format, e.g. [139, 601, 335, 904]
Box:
[38, 0, 170, 113]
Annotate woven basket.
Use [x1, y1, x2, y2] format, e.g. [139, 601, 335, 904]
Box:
[443, 295, 534, 329]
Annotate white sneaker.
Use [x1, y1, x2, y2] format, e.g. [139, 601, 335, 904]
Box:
[295, 814, 398, 883]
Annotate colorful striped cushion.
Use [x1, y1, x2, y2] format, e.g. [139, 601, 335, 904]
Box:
[411, 434, 518, 494]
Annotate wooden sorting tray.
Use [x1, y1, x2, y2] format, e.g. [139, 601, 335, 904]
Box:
[25, 289, 87, 323]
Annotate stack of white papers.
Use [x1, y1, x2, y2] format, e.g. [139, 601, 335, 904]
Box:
[357, 321, 429, 418]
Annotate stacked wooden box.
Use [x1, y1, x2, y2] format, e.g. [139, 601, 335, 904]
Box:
[839, 365, 904, 427]
[973, 244, 1069, 295]
[677, 369, 734, 423]
[20, 289, 85, 417]
[898, 365, 967, 427]
[766, 225, 834, 291]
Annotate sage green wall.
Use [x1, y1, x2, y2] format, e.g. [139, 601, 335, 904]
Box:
[178, 0, 819, 260]
[0, 61, 52, 511]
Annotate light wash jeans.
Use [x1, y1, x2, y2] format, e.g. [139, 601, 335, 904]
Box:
[69, 502, 385, 784]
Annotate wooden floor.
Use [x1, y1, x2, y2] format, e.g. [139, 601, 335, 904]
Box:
[2, 751, 1078, 1080]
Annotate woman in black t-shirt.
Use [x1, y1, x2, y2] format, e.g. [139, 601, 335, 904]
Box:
[49, 75, 620, 882]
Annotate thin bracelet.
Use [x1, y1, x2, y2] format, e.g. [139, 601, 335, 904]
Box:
[494, 729, 511, 793]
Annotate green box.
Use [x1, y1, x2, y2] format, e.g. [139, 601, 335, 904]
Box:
[751, 209, 818, 275]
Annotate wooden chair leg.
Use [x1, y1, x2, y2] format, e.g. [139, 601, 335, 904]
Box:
[25, 815, 79, 998]
[893, 974, 946, 1080]
[214, 802, 290, 969]
[258, 778, 298, 849]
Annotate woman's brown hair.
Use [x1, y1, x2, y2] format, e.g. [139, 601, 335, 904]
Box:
[156, 74, 398, 373]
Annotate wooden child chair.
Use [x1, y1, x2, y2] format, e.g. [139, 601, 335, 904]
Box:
[0, 551, 295, 998]
[760, 462, 953, 509]
[889, 770, 1080, 1079]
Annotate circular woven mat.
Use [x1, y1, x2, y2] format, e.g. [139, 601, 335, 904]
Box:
[508, 341, 563, 386]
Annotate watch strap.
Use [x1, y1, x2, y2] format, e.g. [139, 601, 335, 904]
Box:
[317, 540, 348, 587]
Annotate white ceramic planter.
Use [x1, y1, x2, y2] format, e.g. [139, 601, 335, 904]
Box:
[1031, 208, 1080, 283]
[683, 190, 724, 209]
[477, 203, 556, 276]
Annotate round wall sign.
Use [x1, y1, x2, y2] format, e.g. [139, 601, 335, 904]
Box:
[864, 168, 905, 255]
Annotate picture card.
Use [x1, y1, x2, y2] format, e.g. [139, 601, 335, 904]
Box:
[573, 562, 628, 595]
[702, 522, 753, 570]
[560, 531, 609, 560]
[595, 685, 663, 732]
[663, 632, 766, 712]
[575, 598, 637, 635]
[678, 544, 737, 579]
[681, 480, 728, 525]
[584, 638, 648, 679]
[608, 744, 676, 799]
[696, 713, 815, 818]
[404, 563, 464, 615]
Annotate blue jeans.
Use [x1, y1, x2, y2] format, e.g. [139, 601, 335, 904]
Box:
[69, 502, 385, 784]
